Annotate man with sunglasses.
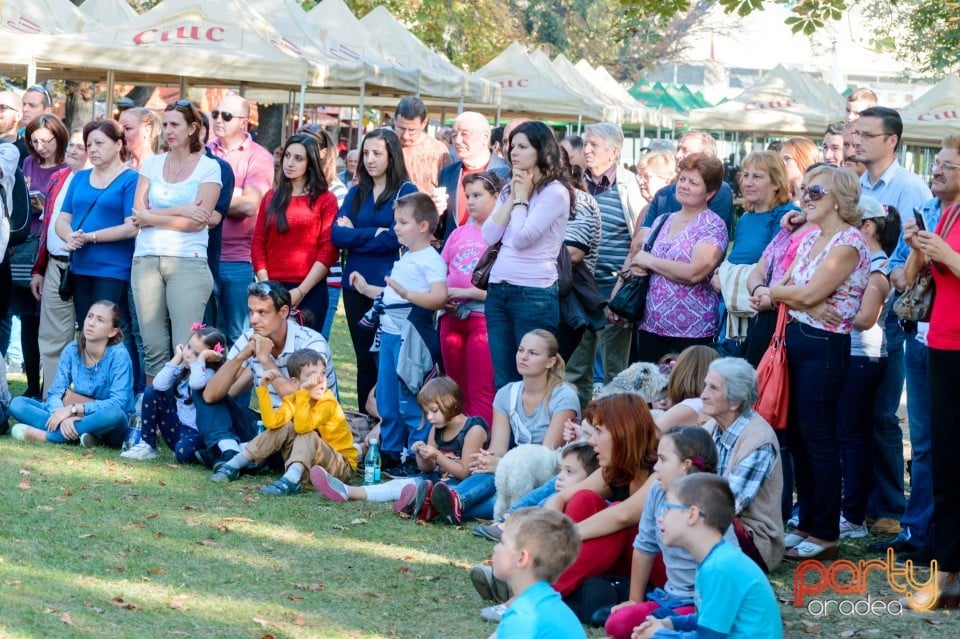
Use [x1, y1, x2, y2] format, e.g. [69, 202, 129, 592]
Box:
[196, 281, 337, 471]
[207, 95, 274, 347]
[853, 105, 931, 541]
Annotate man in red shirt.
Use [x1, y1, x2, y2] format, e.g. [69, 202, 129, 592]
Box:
[207, 94, 275, 346]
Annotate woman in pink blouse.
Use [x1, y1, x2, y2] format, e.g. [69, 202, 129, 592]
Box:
[752, 165, 869, 561]
[481, 122, 572, 389]
[628, 153, 729, 364]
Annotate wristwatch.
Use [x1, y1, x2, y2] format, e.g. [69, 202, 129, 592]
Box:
[70, 404, 78, 416]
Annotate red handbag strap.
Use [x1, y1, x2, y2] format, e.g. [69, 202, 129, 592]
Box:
[773, 303, 789, 340]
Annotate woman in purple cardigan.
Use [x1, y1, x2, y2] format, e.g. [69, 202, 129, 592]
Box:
[481, 121, 573, 389]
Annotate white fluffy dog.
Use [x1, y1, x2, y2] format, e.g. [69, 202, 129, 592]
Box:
[493, 444, 560, 519]
[597, 361, 668, 405]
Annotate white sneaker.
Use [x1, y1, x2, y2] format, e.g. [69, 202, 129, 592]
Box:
[121, 442, 158, 460]
[839, 516, 868, 539]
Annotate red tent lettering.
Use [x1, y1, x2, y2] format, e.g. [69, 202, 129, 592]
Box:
[133, 26, 226, 45]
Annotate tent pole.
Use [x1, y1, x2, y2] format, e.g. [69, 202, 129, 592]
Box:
[179, 77, 187, 99]
[238, 82, 246, 98]
[27, 59, 37, 86]
[356, 76, 367, 151]
[298, 82, 306, 125]
[105, 69, 115, 120]
[457, 96, 464, 115]
[495, 106, 501, 126]
[577, 115, 582, 135]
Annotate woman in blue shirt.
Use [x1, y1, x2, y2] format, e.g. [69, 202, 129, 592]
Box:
[9, 301, 133, 447]
[331, 128, 417, 412]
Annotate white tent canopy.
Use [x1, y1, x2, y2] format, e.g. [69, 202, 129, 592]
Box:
[581, 62, 672, 129]
[476, 42, 607, 123]
[687, 64, 845, 136]
[899, 74, 960, 146]
[79, 0, 136, 28]
[550, 53, 631, 124]
[529, 48, 620, 122]
[1, 0, 92, 35]
[360, 5, 499, 108]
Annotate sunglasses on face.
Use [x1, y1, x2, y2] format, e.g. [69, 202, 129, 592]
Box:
[801, 184, 831, 201]
[211, 110, 245, 123]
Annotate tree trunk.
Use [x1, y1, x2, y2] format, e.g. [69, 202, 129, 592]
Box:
[63, 81, 96, 130]
[125, 86, 155, 107]
[256, 104, 286, 155]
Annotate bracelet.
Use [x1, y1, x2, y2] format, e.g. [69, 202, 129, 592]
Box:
[750, 284, 763, 296]
[512, 199, 529, 208]
[91, 232, 97, 244]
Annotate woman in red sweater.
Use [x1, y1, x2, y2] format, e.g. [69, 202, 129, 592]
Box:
[251, 134, 339, 331]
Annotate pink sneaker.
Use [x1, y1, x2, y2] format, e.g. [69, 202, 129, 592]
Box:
[394, 482, 418, 515]
[309, 465, 348, 503]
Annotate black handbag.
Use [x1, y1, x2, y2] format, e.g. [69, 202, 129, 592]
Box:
[9, 232, 40, 288]
[471, 241, 502, 291]
[607, 214, 669, 321]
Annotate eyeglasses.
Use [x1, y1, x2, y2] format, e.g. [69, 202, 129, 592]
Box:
[0, 104, 17, 113]
[658, 502, 699, 518]
[933, 161, 960, 172]
[800, 184, 832, 201]
[850, 130, 889, 140]
[31, 136, 56, 146]
[211, 110, 247, 122]
[165, 99, 193, 112]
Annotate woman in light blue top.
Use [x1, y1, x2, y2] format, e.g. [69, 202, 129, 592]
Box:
[9, 301, 133, 447]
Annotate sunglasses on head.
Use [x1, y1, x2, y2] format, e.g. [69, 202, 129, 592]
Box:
[801, 184, 831, 201]
[165, 99, 193, 112]
[211, 110, 245, 122]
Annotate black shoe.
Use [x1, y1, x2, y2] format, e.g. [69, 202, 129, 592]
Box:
[383, 458, 419, 479]
[212, 449, 239, 472]
[194, 448, 217, 470]
[867, 530, 918, 554]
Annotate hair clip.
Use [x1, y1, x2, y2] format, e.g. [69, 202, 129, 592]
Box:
[191, 322, 207, 331]
[213, 343, 224, 354]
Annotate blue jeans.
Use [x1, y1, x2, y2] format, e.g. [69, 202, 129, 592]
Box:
[506, 476, 558, 515]
[867, 314, 906, 520]
[322, 286, 341, 340]
[786, 322, 850, 541]
[485, 282, 559, 389]
[376, 332, 429, 457]
[216, 261, 254, 347]
[10, 396, 126, 446]
[447, 472, 497, 521]
[901, 334, 932, 549]
[838, 356, 887, 524]
[192, 390, 258, 450]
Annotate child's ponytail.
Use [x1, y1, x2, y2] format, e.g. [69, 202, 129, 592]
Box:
[662, 425, 719, 474]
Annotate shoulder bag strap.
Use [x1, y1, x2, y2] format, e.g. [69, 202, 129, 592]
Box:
[643, 213, 670, 253]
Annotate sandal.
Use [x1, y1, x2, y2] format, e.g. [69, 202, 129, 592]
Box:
[784, 532, 808, 549]
[784, 540, 839, 561]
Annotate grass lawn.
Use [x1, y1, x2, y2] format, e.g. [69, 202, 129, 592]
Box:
[2, 306, 959, 637]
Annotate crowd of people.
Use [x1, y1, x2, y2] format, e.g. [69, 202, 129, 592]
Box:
[1, 82, 958, 637]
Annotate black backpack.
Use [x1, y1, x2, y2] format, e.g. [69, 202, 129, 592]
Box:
[2, 165, 31, 253]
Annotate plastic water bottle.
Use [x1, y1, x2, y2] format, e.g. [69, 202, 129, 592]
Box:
[122, 413, 142, 452]
[363, 438, 381, 485]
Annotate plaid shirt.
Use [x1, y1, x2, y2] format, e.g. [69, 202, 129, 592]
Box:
[712, 411, 777, 515]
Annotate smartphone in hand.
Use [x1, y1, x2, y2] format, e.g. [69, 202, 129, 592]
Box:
[914, 207, 926, 231]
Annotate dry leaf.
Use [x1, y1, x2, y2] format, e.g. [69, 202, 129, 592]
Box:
[170, 596, 189, 612]
[293, 582, 324, 592]
[350, 518, 368, 525]
[148, 568, 165, 575]
[60, 613, 74, 626]
[185, 518, 199, 527]
[5, 580, 22, 586]
[17, 476, 31, 490]
[62, 488, 73, 496]
[111, 596, 141, 611]
[182, 504, 198, 510]
[287, 596, 304, 602]
[290, 614, 306, 626]
[222, 517, 254, 523]
[78, 534, 95, 539]
[252, 617, 270, 627]
[331, 524, 345, 530]
[145, 513, 159, 520]
[259, 635, 276, 639]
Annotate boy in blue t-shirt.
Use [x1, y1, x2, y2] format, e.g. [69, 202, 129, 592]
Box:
[634, 474, 782, 639]
[490, 507, 586, 639]
[349, 192, 447, 477]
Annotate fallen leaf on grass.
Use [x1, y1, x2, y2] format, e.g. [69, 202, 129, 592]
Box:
[145, 513, 159, 520]
[60, 613, 74, 626]
[62, 488, 73, 496]
[331, 524, 345, 530]
[5, 580, 21, 586]
[289, 614, 306, 626]
[182, 505, 199, 510]
[222, 517, 254, 523]
[36, 505, 53, 511]
[170, 596, 189, 612]
[259, 635, 276, 639]
[184, 518, 199, 527]
[287, 596, 304, 602]
[293, 582, 324, 592]
[111, 596, 142, 611]
[397, 566, 411, 574]
[252, 617, 271, 627]
[17, 476, 31, 490]
[215, 522, 232, 532]
[78, 534, 95, 539]
[148, 568, 165, 575]
[350, 518, 367, 525]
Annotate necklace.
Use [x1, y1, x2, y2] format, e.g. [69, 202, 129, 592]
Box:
[168, 152, 195, 178]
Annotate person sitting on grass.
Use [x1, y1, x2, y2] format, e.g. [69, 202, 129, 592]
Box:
[606, 426, 737, 638]
[472, 440, 599, 542]
[631, 474, 782, 639]
[121, 323, 227, 461]
[488, 507, 586, 639]
[309, 376, 489, 517]
[196, 281, 337, 471]
[9, 301, 132, 448]
[349, 192, 448, 478]
[210, 349, 356, 496]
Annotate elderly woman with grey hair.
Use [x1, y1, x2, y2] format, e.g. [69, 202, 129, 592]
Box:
[700, 357, 784, 571]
